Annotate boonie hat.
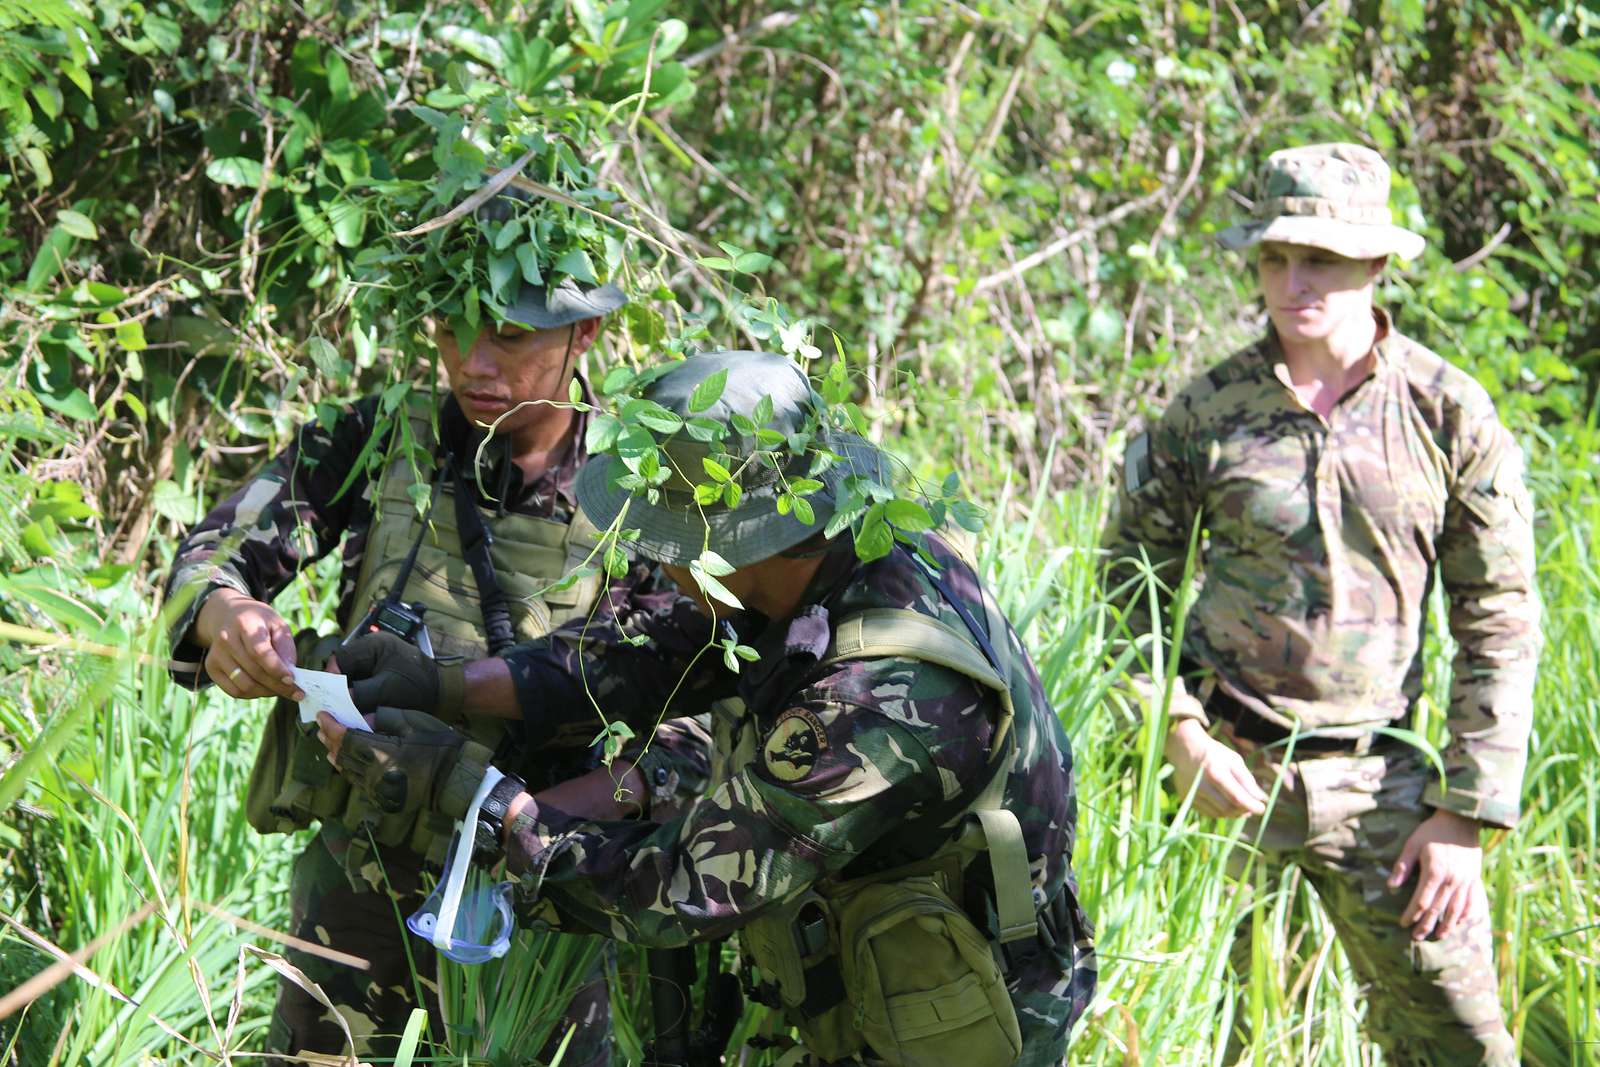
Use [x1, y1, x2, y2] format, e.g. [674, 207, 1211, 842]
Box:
[575, 351, 891, 568]
[1218, 143, 1426, 261]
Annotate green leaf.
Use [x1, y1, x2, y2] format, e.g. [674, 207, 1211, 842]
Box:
[553, 248, 598, 285]
[885, 499, 934, 532]
[516, 243, 545, 286]
[35, 388, 96, 422]
[824, 503, 862, 540]
[690, 561, 743, 609]
[604, 543, 629, 577]
[688, 367, 728, 413]
[142, 13, 183, 53]
[693, 482, 722, 505]
[950, 500, 985, 533]
[600, 366, 634, 395]
[307, 336, 345, 379]
[488, 251, 517, 301]
[702, 457, 731, 482]
[115, 320, 147, 353]
[788, 478, 824, 496]
[855, 514, 894, 561]
[733, 251, 774, 273]
[722, 481, 742, 509]
[753, 394, 774, 426]
[696, 255, 733, 271]
[792, 497, 815, 525]
[568, 378, 584, 405]
[56, 210, 96, 240]
[697, 550, 735, 577]
[634, 403, 683, 435]
[586, 413, 623, 454]
[151, 479, 200, 524]
[207, 157, 266, 188]
[685, 416, 723, 443]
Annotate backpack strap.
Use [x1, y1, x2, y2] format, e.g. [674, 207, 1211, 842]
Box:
[824, 608, 1012, 715]
[821, 607, 1037, 946]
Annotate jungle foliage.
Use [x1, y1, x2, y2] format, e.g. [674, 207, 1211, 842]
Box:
[1, 0, 1598, 1064]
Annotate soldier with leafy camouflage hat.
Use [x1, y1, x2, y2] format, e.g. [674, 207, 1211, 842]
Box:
[159, 107, 705, 1064]
[1104, 143, 1539, 1063]
[320, 350, 1098, 1066]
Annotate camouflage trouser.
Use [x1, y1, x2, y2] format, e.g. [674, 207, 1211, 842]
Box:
[1220, 726, 1515, 1066]
[266, 824, 612, 1066]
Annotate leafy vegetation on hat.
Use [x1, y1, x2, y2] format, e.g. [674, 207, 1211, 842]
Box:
[349, 94, 625, 363]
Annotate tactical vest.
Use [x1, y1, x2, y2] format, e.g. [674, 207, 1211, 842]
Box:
[244, 400, 606, 864]
[726, 597, 1039, 1067]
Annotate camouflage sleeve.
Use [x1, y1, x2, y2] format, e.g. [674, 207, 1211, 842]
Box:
[1101, 408, 1208, 724]
[504, 590, 727, 750]
[503, 667, 989, 946]
[624, 714, 713, 822]
[162, 398, 382, 687]
[1427, 403, 1542, 828]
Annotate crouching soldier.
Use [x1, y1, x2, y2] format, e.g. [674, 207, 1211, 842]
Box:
[317, 351, 1098, 1065]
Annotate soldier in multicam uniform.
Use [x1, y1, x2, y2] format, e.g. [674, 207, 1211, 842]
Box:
[160, 178, 703, 1060]
[1104, 143, 1539, 1064]
[315, 351, 1098, 1066]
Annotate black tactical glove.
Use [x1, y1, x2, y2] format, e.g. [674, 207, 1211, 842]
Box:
[338, 631, 466, 716]
[337, 707, 494, 822]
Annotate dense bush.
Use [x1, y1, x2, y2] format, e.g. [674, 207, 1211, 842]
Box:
[2, 1, 1598, 1063]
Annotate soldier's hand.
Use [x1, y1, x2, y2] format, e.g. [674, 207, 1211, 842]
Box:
[195, 588, 304, 701]
[1389, 808, 1486, 941]
[333, 632, 466, 716]
[1165, 719, 1269, 819]
[317, 707, 493, 822]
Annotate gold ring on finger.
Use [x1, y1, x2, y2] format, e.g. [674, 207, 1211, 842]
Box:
[228, 666, 245, 680]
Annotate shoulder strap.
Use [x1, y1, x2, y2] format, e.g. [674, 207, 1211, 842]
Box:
[823, 604, 1037, 947]
[823, 608, 1011, 714]
[452, 457, 517, 656]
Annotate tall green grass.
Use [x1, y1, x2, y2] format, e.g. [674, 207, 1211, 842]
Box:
[3, 424, 1598, 1064]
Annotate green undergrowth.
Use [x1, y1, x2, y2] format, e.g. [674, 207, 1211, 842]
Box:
[1, 419, 1597, 1064]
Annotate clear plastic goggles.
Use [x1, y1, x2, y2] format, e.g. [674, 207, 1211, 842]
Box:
[406, 767, 516, 965]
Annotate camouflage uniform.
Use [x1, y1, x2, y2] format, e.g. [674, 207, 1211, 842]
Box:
[164, 390, 695, 1063]
[1105, 312, 1540, 1064]
[498, 535, 1098, 1065]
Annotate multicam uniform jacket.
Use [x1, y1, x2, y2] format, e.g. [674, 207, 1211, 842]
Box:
[500, 536, 1096, 1050]
[1104, 311, 1541, 828]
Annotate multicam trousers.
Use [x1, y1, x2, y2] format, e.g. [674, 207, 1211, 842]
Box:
[1220, 725, 1516, 1066]
[266, 825, 612, 1065]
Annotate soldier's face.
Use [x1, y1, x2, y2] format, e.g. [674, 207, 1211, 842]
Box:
[437, 318, 598, 433]
[1257, 242, 1383, 344]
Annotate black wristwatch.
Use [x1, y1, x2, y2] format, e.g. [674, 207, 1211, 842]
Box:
[472, 773, 528, 859]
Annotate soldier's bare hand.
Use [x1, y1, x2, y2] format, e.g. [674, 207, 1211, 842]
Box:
[195, 589, 303, 701]
[1390, 808, 1485, 941]
[1165, 719, 1269, 819]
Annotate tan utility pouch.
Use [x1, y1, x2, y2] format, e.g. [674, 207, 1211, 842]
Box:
[244, 631, 348, 835]
[837, 873, 1021, 1067]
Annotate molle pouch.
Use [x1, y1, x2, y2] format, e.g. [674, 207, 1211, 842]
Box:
[740, 892, 864, 1063]
[244, 631, 349, 835]
[837, 876, 1022, 1067]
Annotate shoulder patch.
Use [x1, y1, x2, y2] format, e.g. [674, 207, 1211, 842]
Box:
[762, 708, 829, 783]
[1124, 431, 1155, 495]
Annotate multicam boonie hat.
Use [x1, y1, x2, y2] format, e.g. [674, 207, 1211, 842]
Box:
[574, 351, 891, 568]
[1218, 143, 1426, 261]
[477, 182, 627, 330]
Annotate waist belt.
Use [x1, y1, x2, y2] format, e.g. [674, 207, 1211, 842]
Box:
[1208, 691, 1395, 755]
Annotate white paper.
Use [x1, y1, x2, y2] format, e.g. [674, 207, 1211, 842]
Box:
[293, 667, 371, 733]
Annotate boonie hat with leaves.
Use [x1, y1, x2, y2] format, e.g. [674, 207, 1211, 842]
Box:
[1218, 143, 1426, 261]
[575, 351, 892, 568]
